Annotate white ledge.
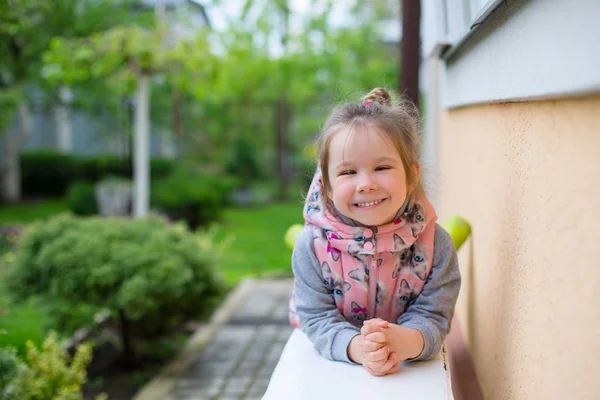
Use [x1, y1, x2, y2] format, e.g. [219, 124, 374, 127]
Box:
[264, 329, 454, 399]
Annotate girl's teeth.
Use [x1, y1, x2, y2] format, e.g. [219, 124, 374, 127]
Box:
[357, 199, 382, 207]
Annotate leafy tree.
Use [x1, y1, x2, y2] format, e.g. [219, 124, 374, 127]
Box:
[0, 0, 51, 202]
[0, 0, 141, 203]
[180, 0, 397, 193]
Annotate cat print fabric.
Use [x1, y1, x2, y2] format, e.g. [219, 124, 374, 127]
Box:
[290, 171, 437, 327]
[290, 170, 437, 328]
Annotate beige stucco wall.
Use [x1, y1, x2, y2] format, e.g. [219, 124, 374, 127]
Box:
[438, 95, 600, 400]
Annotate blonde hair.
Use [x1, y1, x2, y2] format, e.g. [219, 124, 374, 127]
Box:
[317, 88, 422, 197]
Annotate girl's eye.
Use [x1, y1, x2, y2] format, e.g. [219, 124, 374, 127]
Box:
[340, 170, 355, 176]
[416, 213, 424, 221]
[334, 289, 342, 296]
[365, 268, 370, 275]
[401, 296, 409, 302]
[375, 166, 390, 171]
[323, 279, 329, 286]
[405, 206, 411, 213]
[401, 251, 407, 260]
[414, 254, 423, 262]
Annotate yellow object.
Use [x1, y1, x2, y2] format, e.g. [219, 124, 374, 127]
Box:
[441, 216, 471, 250]
[285, 224, 304, 250]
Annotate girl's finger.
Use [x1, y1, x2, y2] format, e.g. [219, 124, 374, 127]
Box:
[365, 365, 387, 377]
[361, 322, 387, 336]
[364, 332, 388, 344]
[365, 318, 388, 328]
[387, 359, 402, 375]
[364, 345, 389, 363]
[360, 339, 386, 352]
[361, 323, 378, 336]
[374, 352, 399, 374]
[363, 351, 391, 370]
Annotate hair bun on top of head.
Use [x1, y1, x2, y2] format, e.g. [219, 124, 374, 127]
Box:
[362, 87, 392, 107]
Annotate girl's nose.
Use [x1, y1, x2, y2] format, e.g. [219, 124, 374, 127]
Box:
[356, 173, 378, 192]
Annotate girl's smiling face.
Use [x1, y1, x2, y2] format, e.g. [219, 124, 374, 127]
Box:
[326, 124, 416, 227]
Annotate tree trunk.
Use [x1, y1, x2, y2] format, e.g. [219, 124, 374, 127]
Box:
[55, 86, 73, 153]
[400, 0, 421, 109]
[1, 133, 20, 203]
[1, 101, 29, 203]
[118, 309, 135, 365]
[274, 96, 291, 200]
[133, 74, 150, 218]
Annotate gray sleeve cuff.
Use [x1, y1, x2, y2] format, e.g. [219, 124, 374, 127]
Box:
[331, 328, 361, 364]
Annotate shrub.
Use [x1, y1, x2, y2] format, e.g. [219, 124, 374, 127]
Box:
[66, 182, 98, 216]
[76, 156, 173, 184]
[20, 151, 175, 197]
[0, 348, 20, 394]
[0, 225, 22, 255]
[21, 151, 76, 197]
[5, 214, 226, 361]
[1, 333, 105, 400]
[76, 155, 129, 183]
[152, 170, 237, 230]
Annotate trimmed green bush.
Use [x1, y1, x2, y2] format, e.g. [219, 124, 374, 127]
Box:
[5, 214, 226, 360]
[76, 155, 129, 183]
[152, 170, 237, 230]
[66, 182, 98, 216]
[20, 151, 174, 197]
[21, 151, 76, 197]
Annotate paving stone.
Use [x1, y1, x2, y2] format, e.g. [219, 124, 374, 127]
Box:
[160, 280, 294, 399]
[244, 346, 267, 361]
[247, 379, 271, 397]
[221, 377, 251, 396]
[257, 363, 276, 380]
[257, 325, 280, 337]
[166, 389, 212, 400]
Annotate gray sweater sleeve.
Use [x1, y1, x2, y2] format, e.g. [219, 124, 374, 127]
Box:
[397, 224, 461, 361]
[292, 225, 361, 363]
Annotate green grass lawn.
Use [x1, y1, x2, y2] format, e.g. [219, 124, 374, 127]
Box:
[0, 261, 51, 357]
[213, 201, 304, 285]
[0, 198, 68, 224]
[0, 198, 67, 355]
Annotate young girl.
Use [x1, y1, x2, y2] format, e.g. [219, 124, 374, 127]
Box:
[289, 88, 461, 377]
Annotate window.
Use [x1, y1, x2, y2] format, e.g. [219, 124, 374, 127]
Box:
[443, 0, 506, 51]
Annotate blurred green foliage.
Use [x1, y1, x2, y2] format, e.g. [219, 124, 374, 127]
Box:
[4, 214, 226, 359]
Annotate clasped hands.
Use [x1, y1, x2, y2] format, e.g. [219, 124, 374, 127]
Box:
[347, 318, 424, 376]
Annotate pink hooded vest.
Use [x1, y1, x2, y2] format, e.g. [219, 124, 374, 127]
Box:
[290, 171, 437, 328]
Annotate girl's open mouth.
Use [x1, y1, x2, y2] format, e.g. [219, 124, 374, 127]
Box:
[354, 198, 386, 210]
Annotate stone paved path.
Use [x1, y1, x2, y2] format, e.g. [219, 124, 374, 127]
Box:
[136, 279, 294, 400]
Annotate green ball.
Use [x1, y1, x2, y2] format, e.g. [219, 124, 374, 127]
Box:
[285, 224, 304, 250]
[441, 216, 471, 250]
